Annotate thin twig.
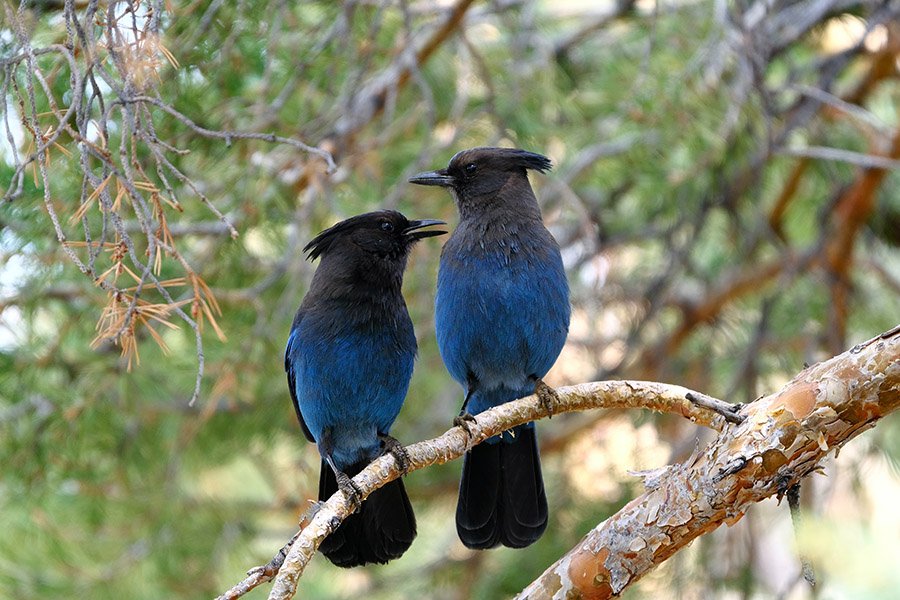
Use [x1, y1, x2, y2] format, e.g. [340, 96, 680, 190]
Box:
[786, 483, 817, 588]
[778, 146, 900, 170]
[685, 391, 745, 424]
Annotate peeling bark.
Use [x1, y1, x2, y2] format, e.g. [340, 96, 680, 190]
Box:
[214, 327, 900, 600]
[517, 326, 900, 600]
[260, 381, 731, 600]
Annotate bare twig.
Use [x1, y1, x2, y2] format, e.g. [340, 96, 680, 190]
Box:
[777, 146, 900, 170]
[786, 483, 816, 588]
[685, 391, 745, 424]
[328, 0, 477, 151]
[216, 531, 302, 600]
[115, 95, 336, 172]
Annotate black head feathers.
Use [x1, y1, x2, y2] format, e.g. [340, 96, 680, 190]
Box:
[304, 211, 387, 261]
[409, 147, 552, 190]
[304, 210, 446, 261]
[449, 147, 552, 175]
[409, 147, 552, 212]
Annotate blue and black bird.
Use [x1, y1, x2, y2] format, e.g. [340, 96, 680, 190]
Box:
[284, 210, 446, 567]
[410, 147, 570, 550]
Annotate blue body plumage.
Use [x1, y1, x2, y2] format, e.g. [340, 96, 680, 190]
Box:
[436, 218, 569, 427]
[284, 210, 445, 567]
[411, 147, 570, 549]
[285, 311, 415, 466]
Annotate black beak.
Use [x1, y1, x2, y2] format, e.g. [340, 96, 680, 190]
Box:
[403, 219, 447, 240]
[408, 169, 454, 187]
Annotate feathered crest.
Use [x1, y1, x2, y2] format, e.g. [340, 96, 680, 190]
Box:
[449, 147, 552, 174]
[303, 210, 403, 261]
[496, 148, 552, 173]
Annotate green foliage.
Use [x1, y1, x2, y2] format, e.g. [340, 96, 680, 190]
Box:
[1, 0, 898, 598]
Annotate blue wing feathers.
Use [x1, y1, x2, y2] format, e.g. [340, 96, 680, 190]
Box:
[285, 328, 315, 442]
[285, 310, 415, 468]
[436, 234, 570, 416]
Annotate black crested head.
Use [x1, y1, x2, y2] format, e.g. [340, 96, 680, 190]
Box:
[444, 147, 552, 177]
[453, 147, 552, 174]
[304, 210, 446, 262]
[408, 147, 552, 188]
[409, 147, 551, 216]
[409, 146, 550, 200]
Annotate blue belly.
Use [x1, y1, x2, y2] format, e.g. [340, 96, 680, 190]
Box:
[435, 243, 570, 415]
[287, 316, 415, 468]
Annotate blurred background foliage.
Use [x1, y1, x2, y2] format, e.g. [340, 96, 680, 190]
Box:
[1, 0, 899, 598]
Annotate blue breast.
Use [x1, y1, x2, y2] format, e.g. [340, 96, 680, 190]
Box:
[286, 311, 415, 467]
[435, 231, 570, 415]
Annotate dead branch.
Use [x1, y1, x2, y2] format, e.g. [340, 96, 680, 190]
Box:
[215, 381, 733, 600]
[327, 0, 477, 156]
[218, 324, 899, 598]
[517, 326, 899, 599]
[1, 1, 339, 405]
[824, 126, 900, 352]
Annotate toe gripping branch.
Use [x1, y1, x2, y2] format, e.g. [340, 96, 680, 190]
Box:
[453, 412, 477, 438]
[334, 470, 364, 513]
[379, 434, 411, 474]
[532, 376, 560, 418]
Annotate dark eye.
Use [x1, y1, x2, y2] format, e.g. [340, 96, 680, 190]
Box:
[464, 163, 477, 175]
[380, 221, 394, 232]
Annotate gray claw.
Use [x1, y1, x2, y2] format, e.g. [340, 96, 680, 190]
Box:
[380, 434, 411, 474]
[534, 378, 560, 418]
[335, 472, 363, 512]
[454, 412, 477, 437]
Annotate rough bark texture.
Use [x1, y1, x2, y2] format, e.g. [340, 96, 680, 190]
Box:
[260, 381, 731, 600]
[213, 327, 900, 600]
[517, 326, 900, 600]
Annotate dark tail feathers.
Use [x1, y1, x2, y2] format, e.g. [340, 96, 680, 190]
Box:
[317, 459, 417, 567]
[456, 425, 547, 549]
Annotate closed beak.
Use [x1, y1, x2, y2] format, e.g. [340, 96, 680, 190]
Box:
[408, 169, 454, 187]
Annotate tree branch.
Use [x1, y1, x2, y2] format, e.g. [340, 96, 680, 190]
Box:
[217, 326, 900, 600]
[216, 381, 731, 600]
[327, 0, 477, 155]
[517, 325, 900, 599]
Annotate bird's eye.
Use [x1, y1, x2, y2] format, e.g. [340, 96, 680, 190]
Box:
[380, 221, 394, 232]
[464, 163, 477, 175]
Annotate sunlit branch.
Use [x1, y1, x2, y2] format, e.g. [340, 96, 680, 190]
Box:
[216, 380, 735, 600]
[517, 327, 900, 599]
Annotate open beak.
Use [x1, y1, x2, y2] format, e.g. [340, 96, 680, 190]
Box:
[408, 169, 454, 187]
[403, 219, 447, 240]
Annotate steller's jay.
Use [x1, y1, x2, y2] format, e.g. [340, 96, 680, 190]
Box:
[284, 210, 446, 567]
[410, 147, 570, 550]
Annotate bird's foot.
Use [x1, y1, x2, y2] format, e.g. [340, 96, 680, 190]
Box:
[453, 412, 477, 437]
[334, 471, 364, 513]
[533, 377, 560, 418]
[380, 434, 411, 475]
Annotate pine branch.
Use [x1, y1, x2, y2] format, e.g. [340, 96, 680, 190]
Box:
[217, 380, 734, 600]
[517, 325, 900, 599]
[214, 325, 899, 600]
